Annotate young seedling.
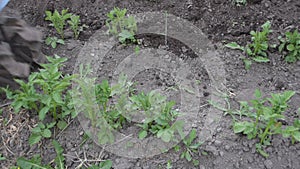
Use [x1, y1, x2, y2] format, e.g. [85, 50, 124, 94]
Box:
[68, 14, 88, 39]
[174, 129, 201, 166]
[17, 140, 63, 168]
[29, 122, 56, 146]
[45, 36, 65, 48]
[45, 9, 72, 39]
[279, 29, 300, 63]
[225, 21, 272, 69]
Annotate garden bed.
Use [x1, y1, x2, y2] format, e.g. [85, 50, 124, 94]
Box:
[1, 0, 300, 168]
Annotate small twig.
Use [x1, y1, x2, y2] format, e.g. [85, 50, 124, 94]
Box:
[0, 102, 12, 108]
[1, 136, 14, 155]
[63, 149, 107, 169]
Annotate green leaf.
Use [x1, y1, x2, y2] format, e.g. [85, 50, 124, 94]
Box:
[51, 41, 57, 48]
[193, 159, 200, 166]
[57, 120, 68, 130]
[17, 156, 51, 169]
[99, 160, 113, 169]
[31, 127, 42, 133]
[243, 58, 252, 70]
[254, 89, 262, 98]
[287, 44, 295, 51]
[53, 140, 65, 169]
[185, 151, 192, 161]
[42, 129, 52, 138]
[52, 92, 64, 104]
[293, 131, 300, 142]
[225, 42, 244, 51]
[282, 91, 295, 102]
[47, 122, 57, 128]
[157, 129, 172, 142]
[252, 56, 270, 62]
[138, 130, 147, 139]
[29, 134, 42, 146]
[186, 129, 197, 146]
[39, 106, 50, 121]
[233, 122, 246, 133]
[57, 39, 65, 44]
[45, 37, 52, 45]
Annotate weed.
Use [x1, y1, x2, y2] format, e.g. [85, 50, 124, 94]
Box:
[225, 21, 272, 69]
[95, 80, 126, 130]
[29, 122, 56, 146]
[233, 89, 296, 157]
[45, 9, 72, 39]
[45, 36, 65, 48]
[68, 14, 88, 39]
[106, 7, 138, 44]
[174, 129, 201, 166]
[279, 30, 300, 63]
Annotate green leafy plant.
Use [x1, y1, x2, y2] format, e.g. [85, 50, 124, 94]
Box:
[2, 55, 76, 145]
[74, 66, 184, 144]
[68, 14, 88, 39]
[106, 7, 138, 44]
[45, 36, 65, 48]
[45, 9, 72, 39]
[279, 29, 300, 62]
[95, 80, 126, 129]
[29, 122, 56, 146]
[225, 21, 272, 69]
[135, 92, 184, 142]
[233, 89, 296, 157]
[174, 129, 201, 166]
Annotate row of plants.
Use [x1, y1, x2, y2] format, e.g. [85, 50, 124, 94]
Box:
[45, 9, 88, 48]
[210, 89, 300, 157]
[226, 21, 300, 69]
[45, 7, 140, 53]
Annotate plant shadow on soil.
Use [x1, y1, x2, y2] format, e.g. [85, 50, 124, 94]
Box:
[1, 0, 300, 168]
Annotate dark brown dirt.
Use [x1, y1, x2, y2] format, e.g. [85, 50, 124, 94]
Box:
[1, 0, 300, 168]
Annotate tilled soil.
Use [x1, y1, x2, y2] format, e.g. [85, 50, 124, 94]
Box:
[1, 0, 300, 168]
